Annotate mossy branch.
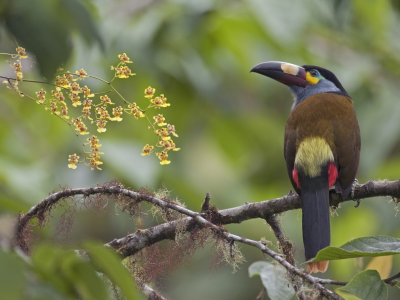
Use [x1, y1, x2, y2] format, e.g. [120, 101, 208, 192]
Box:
[14, 179, 400, 300]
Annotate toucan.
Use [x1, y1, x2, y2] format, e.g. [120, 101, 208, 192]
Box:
[250, 62, 360, 273]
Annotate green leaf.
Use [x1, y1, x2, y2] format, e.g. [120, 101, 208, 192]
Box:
[60, 0, 103, 49]
[4, 0, 72, 79]
[3, 0, 102, 79]
[338, 270, 387, 300]
[32, 244, 110, 299]
[249, 261, 295, 300]
[335, 289, 362, 300]
[85, 242, 139, 300]
[310, 236, 400, 262]
[60, 251, 110, 300]
[0, 248, 26, 300]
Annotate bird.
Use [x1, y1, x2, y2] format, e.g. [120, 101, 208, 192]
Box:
[250, 61, 360, 273]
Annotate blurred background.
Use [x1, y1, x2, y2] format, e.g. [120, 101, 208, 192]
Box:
[1, 0, 400, 299]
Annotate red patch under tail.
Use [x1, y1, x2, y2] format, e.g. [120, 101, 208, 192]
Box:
[328, 162, 338, 188]
[292, 168, 300, 189]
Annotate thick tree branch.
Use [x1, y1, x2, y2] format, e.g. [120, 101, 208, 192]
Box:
[16, 179, 400, 251]
[14, 180, 400, 299]
[220, 179, 400, 224]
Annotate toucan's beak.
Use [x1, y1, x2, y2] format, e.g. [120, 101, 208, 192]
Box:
[250, 61, 308, 88]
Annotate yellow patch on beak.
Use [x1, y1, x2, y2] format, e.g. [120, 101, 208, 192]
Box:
[281, 63, 299, 76]
[306, 71, 319, 84]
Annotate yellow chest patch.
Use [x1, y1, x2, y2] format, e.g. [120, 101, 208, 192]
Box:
[294, 137, 334, 177]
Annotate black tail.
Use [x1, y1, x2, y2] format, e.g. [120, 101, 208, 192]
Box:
[301, 174, 330, 262]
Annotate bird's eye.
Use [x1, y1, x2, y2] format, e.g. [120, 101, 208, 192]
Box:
[310, 70, 319, 77]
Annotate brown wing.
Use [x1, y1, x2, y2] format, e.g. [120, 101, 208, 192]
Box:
[284, 123, 301, 195]
[333, 107, 361, 198]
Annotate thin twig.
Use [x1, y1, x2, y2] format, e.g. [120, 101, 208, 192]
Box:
[255, 287, 266, 300]
[134, 276, 168, 300]
[384, 271, 400, 285]
[266, 215, 306, 300]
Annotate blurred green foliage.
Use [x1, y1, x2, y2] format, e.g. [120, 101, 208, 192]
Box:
[0, 242, 140, 299]
[1, 0, 400, 299]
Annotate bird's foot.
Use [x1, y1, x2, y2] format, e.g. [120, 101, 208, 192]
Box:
[350, 178, 360, 208]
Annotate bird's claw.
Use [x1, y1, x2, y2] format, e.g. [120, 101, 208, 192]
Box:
[351, 179, 360, 208]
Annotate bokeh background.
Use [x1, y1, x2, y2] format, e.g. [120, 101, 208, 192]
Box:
[1, 0, 400, 299]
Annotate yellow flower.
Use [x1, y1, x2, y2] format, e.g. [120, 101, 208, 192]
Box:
[36, 89, 46, 103]
[115, 66, 135, 78]
[156, 151, 170, 165]
[90, 161, 103, 170]
[156, 128, 171, 141]
[100, 95, 114, 105]
[167, 124, 178, 137]
[64, 72, 74, 82]
[16, 72, 23, 81]
[68, 153, 79, 169]
[118, 53, 132, 63]
[55, 75, 70, 88]
[13, 61, 22, 72]
[96, 106, 110, 119]
[159, 94, 170, 107]
[96, 119, 107, 132]
[159, 140, 180, 151]
[73, 118, 89, 135]
[70, 93, 81, 107]
[109, 106, 123, 121]
[61, 106, 69, 119]
[151, 97, 162, 108]
[90, 154, 103, 170]
[82, 99, 92, 110]
[87, 135, 99, 146]
[151, 94, 170, 108]
[75, 68, 88, 80]
[49, 101, 60, 115]
[81, 85, 94, 98]
[83, 110, 92, 120]
[52, 90, 66, 103]
[127, 103, 144, 119]
[87, 136, 104, 154]
[16, 47, 28, 58]
[141, 144, 154, 156]
[153, 114, 166, 126]
[70, 82, 81, 94]
[144, 86, 156, 98]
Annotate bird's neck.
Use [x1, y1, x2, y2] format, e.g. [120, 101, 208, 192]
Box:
[288, 80, 341, 109]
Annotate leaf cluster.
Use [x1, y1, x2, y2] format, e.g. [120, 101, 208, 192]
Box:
[0, 242, 140, 300]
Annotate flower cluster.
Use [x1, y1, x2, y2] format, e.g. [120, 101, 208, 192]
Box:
[3, 49, 181, 169]
[151, 94, 170, 108]
[68, 153, 80, 169]
[2, 47, 30, 97]
[75, 69, 88, 80]
[87, 135, 104, 170]
[16, 47, 27, 58]
[36, 89, 46, 104]
[72, 118, 89, 135]
[110, 106, 123, 121]
[111, 53, 135, 79]
[140, 86, 180, 165]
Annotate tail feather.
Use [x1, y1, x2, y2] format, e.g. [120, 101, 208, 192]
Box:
[301, 176, 330, 273]
[307, 261, 329, 274]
